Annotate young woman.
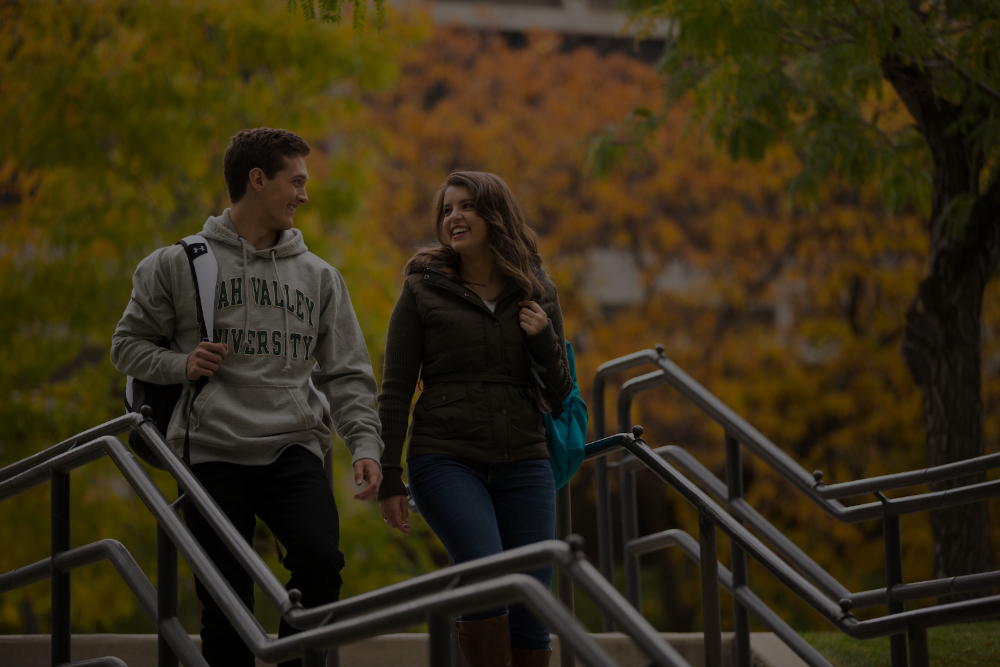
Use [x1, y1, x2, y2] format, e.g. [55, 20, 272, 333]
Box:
[377, 171, 573, 667]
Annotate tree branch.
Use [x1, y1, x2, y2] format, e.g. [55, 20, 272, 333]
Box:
[928, 52, 1000, 105]
[785, 75, 898, 150]
[777, 32, 855, 51]
[917, 54, 1000, 105]
[859, 112, 897, 149]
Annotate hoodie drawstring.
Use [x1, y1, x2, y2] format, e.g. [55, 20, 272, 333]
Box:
[241, 240, 251, 338]
[271, 249, 292, 372]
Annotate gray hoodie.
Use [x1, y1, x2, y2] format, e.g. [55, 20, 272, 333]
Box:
[111, 210, 383, 467]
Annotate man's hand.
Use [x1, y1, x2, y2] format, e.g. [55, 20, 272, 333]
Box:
[353, 459, 383, 501]
[379, 495, 410, 536]
[186, 342, 228, 382]
[518, 300, 548, 336]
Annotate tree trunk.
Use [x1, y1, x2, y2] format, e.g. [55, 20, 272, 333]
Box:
[903, 262, 995, 589]
[882, 57, 1000, 593]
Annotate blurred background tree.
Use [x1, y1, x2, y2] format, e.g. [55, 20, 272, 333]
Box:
[3, 0, 998, 639]
[362, 24, 999, 630]
[0, 0, 430, 634]
[593, 0, 1000, 593]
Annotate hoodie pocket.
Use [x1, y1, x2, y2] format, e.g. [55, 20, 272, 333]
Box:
[193, 382, 315, 439]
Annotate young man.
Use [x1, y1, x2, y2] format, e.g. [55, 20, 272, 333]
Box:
[111, 128, 383, 667]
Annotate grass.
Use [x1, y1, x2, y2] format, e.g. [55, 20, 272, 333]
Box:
[801, 622, 1000, 667]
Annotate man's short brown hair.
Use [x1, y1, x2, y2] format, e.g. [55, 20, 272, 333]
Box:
[223, 128, 311, 203]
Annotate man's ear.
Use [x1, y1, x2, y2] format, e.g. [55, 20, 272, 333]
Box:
[248, 167, 266, 194]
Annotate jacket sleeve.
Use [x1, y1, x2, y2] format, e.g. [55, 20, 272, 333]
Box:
[526, 282, 574, 402]
[376, 281, 423, 500]
[312, 269, 385, 466]
[110, 249, 190, 385]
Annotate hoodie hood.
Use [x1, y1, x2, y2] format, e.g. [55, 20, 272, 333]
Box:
[201, 208, 308, 259]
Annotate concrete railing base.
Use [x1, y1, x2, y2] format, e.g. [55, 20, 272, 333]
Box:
[0, 632, 806, 667]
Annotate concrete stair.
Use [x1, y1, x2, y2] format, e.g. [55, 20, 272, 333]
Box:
[0, 633, 807, 667]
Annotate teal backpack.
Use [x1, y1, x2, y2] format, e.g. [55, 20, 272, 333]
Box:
[546, 341, 589, 489]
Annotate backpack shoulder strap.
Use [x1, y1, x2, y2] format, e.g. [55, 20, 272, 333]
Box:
[176, 234, 217, 466]
[177, 234, 218, 342]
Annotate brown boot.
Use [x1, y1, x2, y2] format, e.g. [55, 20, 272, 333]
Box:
[456, 613, 512, 667]
[512, 647, 552, 667]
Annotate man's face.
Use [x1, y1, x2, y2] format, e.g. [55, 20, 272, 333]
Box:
[260, 155, 309, 232]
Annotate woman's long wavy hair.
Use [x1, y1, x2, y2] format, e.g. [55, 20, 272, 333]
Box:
[406, 171, 545, 299]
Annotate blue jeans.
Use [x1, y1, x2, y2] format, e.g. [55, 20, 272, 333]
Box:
[407, 454, 556, 651]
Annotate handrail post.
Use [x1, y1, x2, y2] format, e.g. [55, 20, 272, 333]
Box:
[51, 468, 71, 667]
[698, 511, 723, 667]
[428, 611, 452, 667]
[594, 455, 615, 631]
[876, 493, 908, 667]
[907, 627, 929, 667]
[621, 464, 641, 610]
[592, 373, 616, 633]
[301, 647, 325, 667]
[725, 434, 751, 667]
[556, 484, 575, 667]
[618, 380, 640, 611]
[157, 523, 179, 667]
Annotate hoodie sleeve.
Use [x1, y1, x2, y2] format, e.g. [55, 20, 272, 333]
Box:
[312, 269, 384, 466]
[110, 248, 191, 385]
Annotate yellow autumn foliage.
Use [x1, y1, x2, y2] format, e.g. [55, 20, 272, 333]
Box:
[0, 0, 429, 633]
[3, 3, 998, 638]
[360, 26, 1000, 630]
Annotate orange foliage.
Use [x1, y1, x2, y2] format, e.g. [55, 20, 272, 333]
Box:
[362, 26, 1000, 630]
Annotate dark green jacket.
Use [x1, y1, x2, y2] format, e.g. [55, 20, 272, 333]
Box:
[377, 261, 573, 499]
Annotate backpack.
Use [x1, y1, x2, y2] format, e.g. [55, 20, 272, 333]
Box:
[124, 235, 218, 469]
[523, 275, 589, 488]
[544, 341, 588, 489]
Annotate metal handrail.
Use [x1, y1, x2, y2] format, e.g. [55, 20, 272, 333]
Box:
[0, 539, 205, 667]
[594, 433, 844, 622]
[813, 451, 1000, 499]
[619, 444, 1000, 608]
[626, 529, 832, 667]
[591, 347, 1000, 667]
[588, 433, 1000, 636]
[7, 346, 996, 666]
[611, 358, 1000, 596]
[619, 444, 851, 602]
[0, 417, 692, 667]
[616, 365, 1000, 523]
[0, 414, 136, 483]
[587, 427, 1000, 664]
[848, 569, 1000, 609]
[591, 349, 665, 634]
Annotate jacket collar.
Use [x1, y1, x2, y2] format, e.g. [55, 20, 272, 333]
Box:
[417, 266, 521, 316]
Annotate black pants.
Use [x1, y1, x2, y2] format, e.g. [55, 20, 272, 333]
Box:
[184, 445, 345, 667]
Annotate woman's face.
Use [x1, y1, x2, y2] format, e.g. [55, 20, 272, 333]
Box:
[442, 185, 490, 257]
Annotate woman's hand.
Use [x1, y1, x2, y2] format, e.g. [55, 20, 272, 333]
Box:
[518, 301, 548, 336]
[379, 495, 410, 536]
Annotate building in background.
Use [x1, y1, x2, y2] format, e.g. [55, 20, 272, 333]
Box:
[418, 0, 668, 59]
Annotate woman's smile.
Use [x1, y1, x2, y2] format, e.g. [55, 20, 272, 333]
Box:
[442, 185, 489, 255]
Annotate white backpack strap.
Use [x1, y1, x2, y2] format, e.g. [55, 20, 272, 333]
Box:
[177, 234, 219, 341]
[125, 376, 135, 412]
